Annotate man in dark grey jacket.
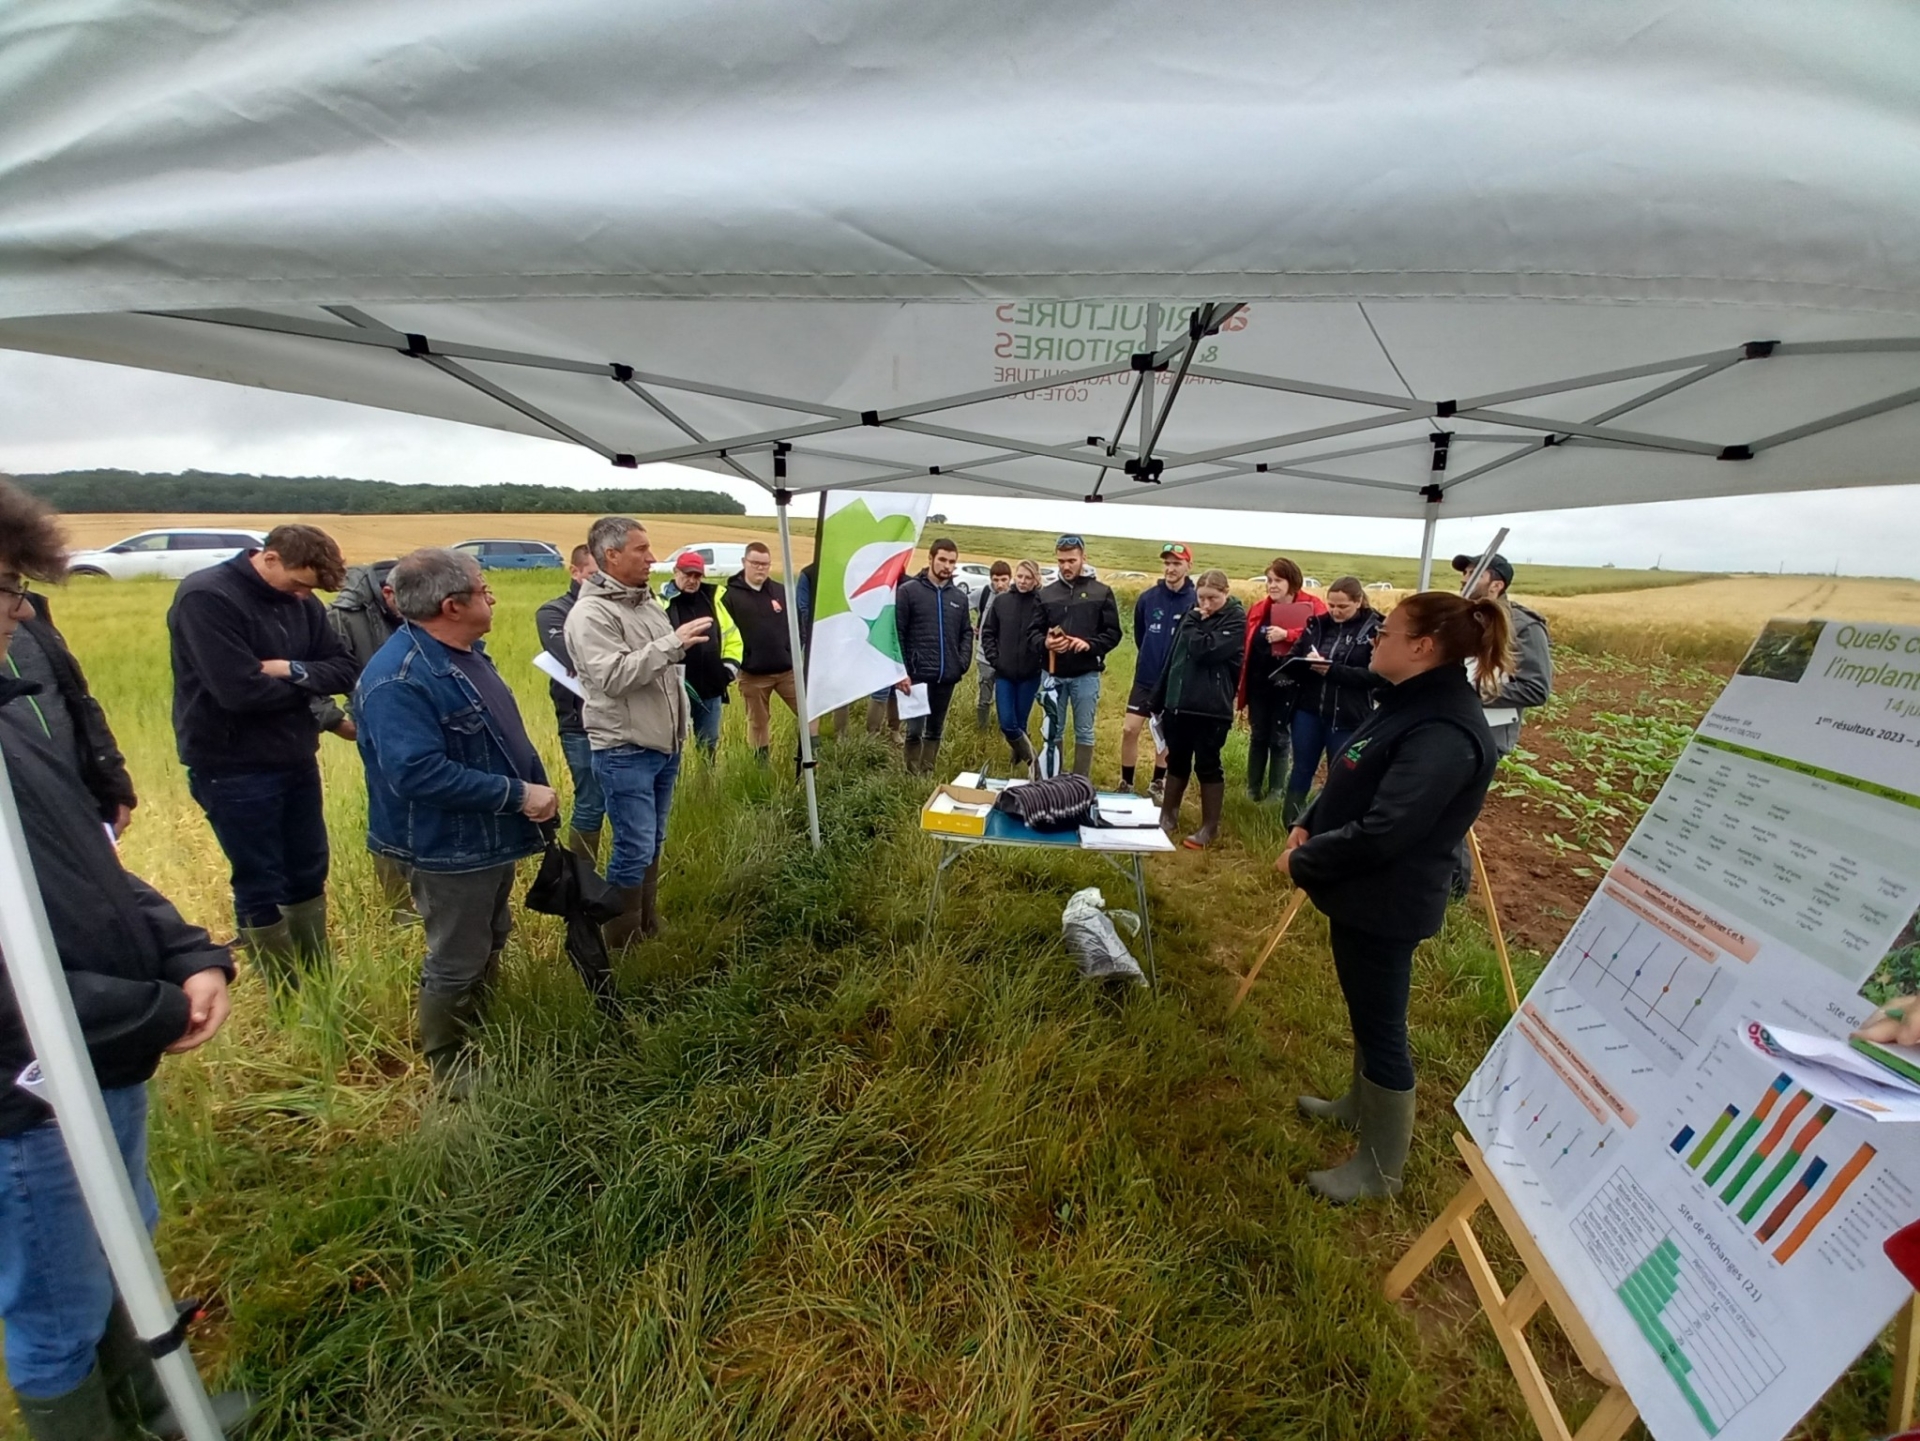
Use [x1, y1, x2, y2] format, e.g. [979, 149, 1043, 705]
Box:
[9, 592, 137, 834]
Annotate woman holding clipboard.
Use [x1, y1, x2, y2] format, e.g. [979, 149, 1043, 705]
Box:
[1236, 557, 1325, 811]
[1281, 576, 1384, 820]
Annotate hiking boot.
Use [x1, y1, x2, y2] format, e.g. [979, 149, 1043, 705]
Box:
[1307, 1076, 1416, 1204]
[1297, 1052, 1362, 1130]
[601, 883, 647, 950]
[1183, 781, 1224, 849]
[1148, 774, 1165, 805]
[100, 1299, 260, 1439]
[281, 893, 332, 972]
[16, 1363, 122, 1441]
[1158, 773, 1189, 834]
[239, 918, 299, 996]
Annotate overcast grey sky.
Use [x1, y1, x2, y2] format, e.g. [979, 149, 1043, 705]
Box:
[6, 351, 1918, 578]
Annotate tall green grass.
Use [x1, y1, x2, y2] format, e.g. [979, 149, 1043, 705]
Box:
[1, 572, 1884, 1439]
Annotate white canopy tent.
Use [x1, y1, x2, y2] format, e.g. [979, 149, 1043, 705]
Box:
[3, 3, 1920, 1427]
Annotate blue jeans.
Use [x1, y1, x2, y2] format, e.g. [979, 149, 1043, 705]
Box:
[0, 1085, 157, 1399]
[592, 744, 682, 887]
[1049, 672, 1102, 747]
[187, 762, 330, 929]
[688, 694, 723, 756]
[1288, 709, 1354, 799]
[558, 731, 606, 835]
[995, 674, 1041, 738]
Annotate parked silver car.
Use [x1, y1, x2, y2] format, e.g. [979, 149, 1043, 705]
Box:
[65, 527, 267, 580]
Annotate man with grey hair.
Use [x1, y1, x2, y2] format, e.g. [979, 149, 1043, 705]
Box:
[355, 547, 558, 1096]
[565, 516, 710, 945]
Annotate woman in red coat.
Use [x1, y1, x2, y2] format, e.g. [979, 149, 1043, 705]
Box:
[1236, 557, 1326, 813]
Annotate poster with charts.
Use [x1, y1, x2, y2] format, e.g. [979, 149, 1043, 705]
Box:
[1459, 616, 1920, 1441]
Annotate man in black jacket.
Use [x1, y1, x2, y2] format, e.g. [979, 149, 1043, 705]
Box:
[537, 544, 608, 857]
[721, 542, 796, 766]
[1028, 536, 1122, 777]
[7, 591, 137, 834]
[0, 479, 251, 1438]
[168, 525, 359, 989]
[892, 538, 974, 774]
[661, 550, 741, 759]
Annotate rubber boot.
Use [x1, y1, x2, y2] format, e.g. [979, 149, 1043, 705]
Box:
[639, 860, 663, 939]
[567, 828, 601, 865]
[1307, 1076, 1416, 1203]
[1296, 1051, 1363, 1130]
[918, 740, 942, 779]
[16, 1364, 122, 1441]
[1006, 731, 1034, 769]
[100, 1298, 259, 1439]
[1070, 746, 1094, 779]
[372, 852, 418, 926]
[418, 986, 485, 1100]
[282, 893, 332, 973]
[1281, 789, 1309, 829]
[1158, 773, 1189, 834]
[601, 883, 646, 950]
[866, 697, 888, 734]
[902, 736, 925, 773]
[976, 698, 991, 729]
[753, 745, 770, 768]
[240, 918, 299, 996]
[1183, 781, 1225, 850]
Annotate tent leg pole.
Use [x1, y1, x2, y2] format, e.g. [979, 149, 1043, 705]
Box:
[775, 489, 823, 850]
[1417, 502, 1439, 590]
[0, 750, 226, 1441]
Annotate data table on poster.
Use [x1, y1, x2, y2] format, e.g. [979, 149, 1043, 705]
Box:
[1626, 738, 1920, 981]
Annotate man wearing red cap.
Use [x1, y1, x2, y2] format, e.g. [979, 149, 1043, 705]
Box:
[1122, 543, 1196, 799]
[660, 550, 742, 757]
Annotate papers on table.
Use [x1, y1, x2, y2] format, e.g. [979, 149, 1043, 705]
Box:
[532, 650, 585, 699]
[1740, 1020, 1920, 1123]
[895, 682, 931, 719]
[1078, 825, 1175, 852]
[1093, 795, 1164, 827]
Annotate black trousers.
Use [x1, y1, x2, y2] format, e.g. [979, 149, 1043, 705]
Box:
[904, 679, 958, 745]
[1162, 711, 1229, 784]
[1244, 687, 1293, 799]
[187, 761, 330, 930]
[1328, 919, 1418, 1091]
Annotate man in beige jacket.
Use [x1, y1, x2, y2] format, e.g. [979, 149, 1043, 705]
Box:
[564, 516, 712, 944]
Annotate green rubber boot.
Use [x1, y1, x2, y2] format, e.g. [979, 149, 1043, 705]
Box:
[16, 1364, 122, 1441]
[418, 985, 486, 1101]
[1296, 1051, 1362, 1130]
[372, 852, 418, 926]
[1307, 1076, 1416, 1204]
[281, 893, 332, 972]
[239, 918, 299, 996]
[99, 1299, 259, 1439]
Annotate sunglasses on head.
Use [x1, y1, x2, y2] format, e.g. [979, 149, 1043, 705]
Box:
[1055, 535, 1084, 551]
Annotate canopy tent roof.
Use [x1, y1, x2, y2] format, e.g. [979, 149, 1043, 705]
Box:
[4, 0, 1920, 519]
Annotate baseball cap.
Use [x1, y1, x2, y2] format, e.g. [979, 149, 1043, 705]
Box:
[1452, 552, 1514, 586]
[673, 551, 707, 575]
[1055, 534, 1085, 551]
[1160, 543, 1192, 561]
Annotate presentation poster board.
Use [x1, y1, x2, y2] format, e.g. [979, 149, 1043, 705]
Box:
[1460, 617, 1920, 1441]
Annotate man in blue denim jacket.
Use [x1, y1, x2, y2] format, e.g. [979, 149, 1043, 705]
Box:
[355, 548, 558, 1096]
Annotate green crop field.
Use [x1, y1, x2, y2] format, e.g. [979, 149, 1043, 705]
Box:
[0, 570, 1889, 1440]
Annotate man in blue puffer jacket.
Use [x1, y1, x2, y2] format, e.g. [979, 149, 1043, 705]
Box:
[892, 538, 975, 774]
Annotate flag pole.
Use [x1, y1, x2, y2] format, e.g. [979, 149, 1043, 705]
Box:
[773, 447, 823, 849]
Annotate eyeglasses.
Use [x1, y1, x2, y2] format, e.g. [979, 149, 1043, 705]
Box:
[453, 586, 497, 604]
[0, 578, 31, 605]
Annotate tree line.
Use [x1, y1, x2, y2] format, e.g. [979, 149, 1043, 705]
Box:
[10, 469, 746, 516]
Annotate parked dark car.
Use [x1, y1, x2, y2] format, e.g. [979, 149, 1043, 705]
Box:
[451, 538, 565, 571]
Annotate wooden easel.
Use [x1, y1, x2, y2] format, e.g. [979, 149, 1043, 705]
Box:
[1236, 827, 1519, 1015]
[1890, 1294, 1920, 1435]
[1386, 1133, 1640, 1441]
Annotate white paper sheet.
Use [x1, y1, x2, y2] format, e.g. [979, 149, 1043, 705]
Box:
[533, 649, 585, 699]
[1077, 826, 1175, 853]
[1094, 796, 1165, 827]
[895, 682, 931, 719]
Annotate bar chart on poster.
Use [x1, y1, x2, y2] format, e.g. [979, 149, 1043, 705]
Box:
[1457, 617, 1920, 1441]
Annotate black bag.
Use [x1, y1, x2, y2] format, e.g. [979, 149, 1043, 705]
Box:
[993, 772, 1096, 831]
[524, 828, 624, 1014]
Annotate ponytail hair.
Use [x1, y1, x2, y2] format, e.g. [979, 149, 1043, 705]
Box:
[1391, 592, 1516, 699]
[1196, 568, 1231, 593]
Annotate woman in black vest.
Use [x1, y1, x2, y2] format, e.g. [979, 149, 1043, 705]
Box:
[1277, 591, 1513, 1203]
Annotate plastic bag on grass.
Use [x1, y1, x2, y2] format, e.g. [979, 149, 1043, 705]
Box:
[1061, 887, 1147, 986]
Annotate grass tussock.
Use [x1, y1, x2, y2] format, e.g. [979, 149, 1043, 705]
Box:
[1, 571, 1888, 1440]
